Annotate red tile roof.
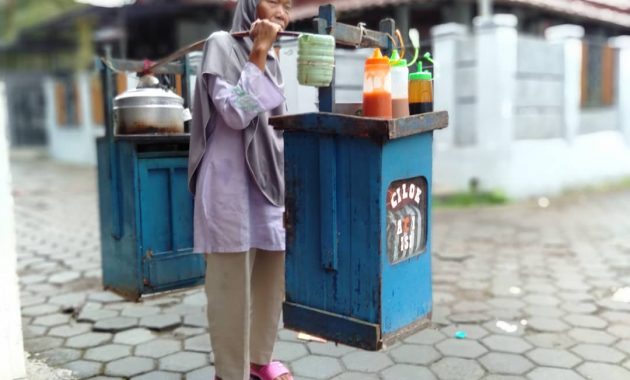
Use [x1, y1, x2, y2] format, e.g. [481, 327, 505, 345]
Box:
[289, 0, 630, 27]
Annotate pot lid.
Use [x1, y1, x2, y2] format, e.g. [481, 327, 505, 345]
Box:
[114, 75, 184, 105]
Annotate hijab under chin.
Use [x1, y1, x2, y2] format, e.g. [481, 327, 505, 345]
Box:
[188, 0, 286, 207]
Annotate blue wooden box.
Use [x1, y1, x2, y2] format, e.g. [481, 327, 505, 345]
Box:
[272, 111, 448, 350]
[97, 135, 203, 300]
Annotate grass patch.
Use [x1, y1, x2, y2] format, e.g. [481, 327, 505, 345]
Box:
[433, 190, 508, 208]
[563, 176, 630, 195]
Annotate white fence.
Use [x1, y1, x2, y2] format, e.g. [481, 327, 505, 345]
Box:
[431, 16, 630, 198]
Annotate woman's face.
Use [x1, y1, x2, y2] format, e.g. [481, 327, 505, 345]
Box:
[255, 0, 291, 31]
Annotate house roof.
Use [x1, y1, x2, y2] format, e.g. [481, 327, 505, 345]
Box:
[289, 0, 630, 28]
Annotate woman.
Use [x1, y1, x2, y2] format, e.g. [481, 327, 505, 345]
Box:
[187, 0, 294, 379]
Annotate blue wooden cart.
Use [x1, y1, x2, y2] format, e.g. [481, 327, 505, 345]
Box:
[272, 111, 448, 350]
[96, 58, 202, 301]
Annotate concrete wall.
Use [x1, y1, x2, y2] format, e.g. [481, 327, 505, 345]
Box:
[0, 81, 27, 380]
[431, 17, 630, 198]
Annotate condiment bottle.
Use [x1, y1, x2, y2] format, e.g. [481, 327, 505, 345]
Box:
[408, 61, 433, 115]
[362, 48, 392, 118]
[389, 49, 410, 118]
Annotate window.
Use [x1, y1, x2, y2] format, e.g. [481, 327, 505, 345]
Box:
[581, 41, 618, 108]
[54, 75, 82, 127]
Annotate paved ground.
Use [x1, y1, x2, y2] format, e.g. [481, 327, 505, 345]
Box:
[11, 153, 630, 380]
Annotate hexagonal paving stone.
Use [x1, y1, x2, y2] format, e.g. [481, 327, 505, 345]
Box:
[48, 323, 92, 338]
[186, 366, 216, 380]
[23, 336, 64, 353]
[378, 364, 437, 380]
[113, 328, 156, 345]
[139, 314, 181, 331]
[527, 367, 586, 380]
[607, 324, 630, 339]
[270, 341, 308, 362]
[93, 316, 139, 332]
[307, 341, 356, 357]
[88, 291, 126, 303]
[487, 298, 527, 310]
[136, 338, 181, 358]
[19, 295, 46, 308]
[571, 344, 625, 363]
[523, 306, 564, 318]
[66, 332, 113, 349]
[479, 353, 534, 375]
[526, 348, 582, 368]
[293, 356, 344, 379]
[173, 326, 206, 339]
[183, 313, 209, 328]
[600, 311, 630, 324]
[526, 333, 576, 349]
[441, 325, 489, 339]
[20, 274, 47, 285]
[615, 340, 630, 355]
[77, 308, 119, 323]
[563, 315, 608, 329]
[48, 292, 88, 308]
[453, 301, 490, 312]
[431, 305, 452, 326]
[84, 344, 132, 362]
[22, 304, 61, 317]
[120, 305, 161, 318]
[597, 299, 630, 312]
[527, 317, 570, 332]
[131, 370, 181, 380]
[342, 350, 393, 372]
[277, 329, 300, 342]
[449, 312, 492, 323]
[524, 283, 557, 294]
[431, 357, 485, 380]
[481, 335, 533, 354]
[482, 320, 526, 336]
[404, 328, 447, 345]
[39, 348, 82, 366]
[436, 339, 488, 359]
[49, 271, 81, 284]
[560, 302, 597, 314]
[65, 360, 103, 379]
[183, 334, 211, 353]
[32, 313, 72, 327]
[331, 372, 380, 380]
[105, 357, 155, 377]
[183, 292, 206, 306]
[389, 343, 441, 365]
[159, 352, 209, 372]
[577, 362, 630, 380]
[568, 328, 617, 344]
[483, 375, 526, 380]
[524, 294, 560, 306]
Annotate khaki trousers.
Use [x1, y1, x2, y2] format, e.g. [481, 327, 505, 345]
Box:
[204, 250, 285, 380]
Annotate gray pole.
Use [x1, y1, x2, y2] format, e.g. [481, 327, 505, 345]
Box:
[478, 0, 493, 18]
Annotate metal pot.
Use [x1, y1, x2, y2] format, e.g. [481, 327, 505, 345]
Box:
[114, 75, 186, 135]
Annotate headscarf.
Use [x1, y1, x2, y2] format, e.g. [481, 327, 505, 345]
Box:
[188, 0, 286, 207]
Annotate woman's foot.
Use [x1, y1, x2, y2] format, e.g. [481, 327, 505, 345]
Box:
[251, 362, 293, 380]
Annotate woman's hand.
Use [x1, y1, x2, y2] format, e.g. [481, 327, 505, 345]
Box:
[249, 19, 282, 71]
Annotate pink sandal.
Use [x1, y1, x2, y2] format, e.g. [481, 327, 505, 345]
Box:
[250, 361, 293, 380]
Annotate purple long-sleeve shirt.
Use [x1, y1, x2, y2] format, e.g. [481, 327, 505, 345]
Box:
[193, 62, 286, 254]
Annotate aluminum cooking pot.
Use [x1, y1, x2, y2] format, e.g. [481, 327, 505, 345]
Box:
[114, 75, 187, 135]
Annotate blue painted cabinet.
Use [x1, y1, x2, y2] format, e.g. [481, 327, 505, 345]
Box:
[272, 111, 448, 350]
[97, 137, 204, 300]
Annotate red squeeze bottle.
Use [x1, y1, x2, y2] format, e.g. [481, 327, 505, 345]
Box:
[362, 49, 393, 118]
